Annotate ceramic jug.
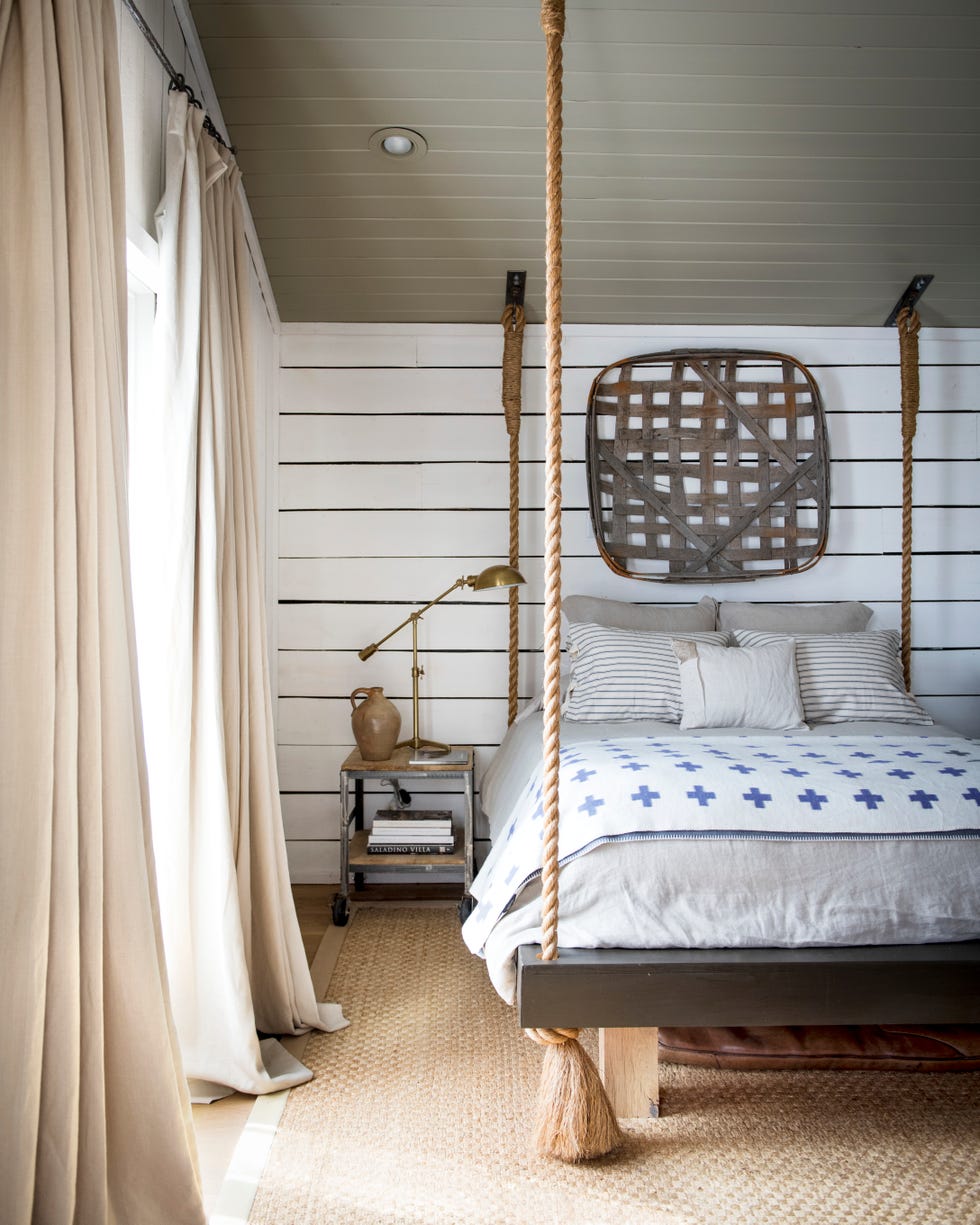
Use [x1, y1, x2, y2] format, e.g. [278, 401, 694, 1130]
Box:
[350, 686, 401, 761]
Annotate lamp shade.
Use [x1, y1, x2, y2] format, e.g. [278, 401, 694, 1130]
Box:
[470, 564, 525, 590]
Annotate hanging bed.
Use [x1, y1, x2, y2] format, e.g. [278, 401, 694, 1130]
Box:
[462, 684, 980, 1114]
[461, 590, 980, 1112]
[467, 704, 980, 1008]
[463, 0, 980, 1156]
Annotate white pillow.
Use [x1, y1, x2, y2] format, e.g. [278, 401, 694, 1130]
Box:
[733, 629, 933, 725]
[563, 624, 730, 723]
[672, 639, 806, 731]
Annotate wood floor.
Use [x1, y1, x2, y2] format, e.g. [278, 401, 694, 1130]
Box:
[293, 882, 336, 963]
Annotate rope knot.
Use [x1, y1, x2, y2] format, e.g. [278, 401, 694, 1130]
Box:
[540, 0, 565, 37]
[524, 1026, 580, 1047]
[897, 304, 922, 340]
[896, 306, 921, 445]
[500, 304, 526, 437]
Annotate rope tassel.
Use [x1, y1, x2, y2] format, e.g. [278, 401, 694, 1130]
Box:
[527, 1027, 623, 1162]
[526, 0, 623, 1162]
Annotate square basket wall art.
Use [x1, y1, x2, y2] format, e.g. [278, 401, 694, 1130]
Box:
[586, 349, 830, 582]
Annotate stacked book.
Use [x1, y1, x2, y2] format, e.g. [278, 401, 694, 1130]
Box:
[367, 809, 455, 855]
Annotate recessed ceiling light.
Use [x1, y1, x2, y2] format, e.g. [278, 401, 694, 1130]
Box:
[369, 127, 428, 160]
[382, 134, 413, 156]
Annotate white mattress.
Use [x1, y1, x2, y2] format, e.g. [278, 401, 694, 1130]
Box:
[468, 715, 980, 1004]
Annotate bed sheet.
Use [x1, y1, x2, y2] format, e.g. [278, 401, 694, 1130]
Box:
[465, 715, 980, 1004]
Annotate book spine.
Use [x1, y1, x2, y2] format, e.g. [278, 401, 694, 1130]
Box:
[370, 824, 452, 832]
[368, 838, 454, 846]
[373, 811, 452, 822]
[369, 835, 453, 842]
[372, 823, 453, 833]
[372, 819, 452, 827]
[366, 843, 456, 855]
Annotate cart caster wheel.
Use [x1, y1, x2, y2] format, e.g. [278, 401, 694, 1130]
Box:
[458, 895, 475, 924]
[332, 893, 350, 927]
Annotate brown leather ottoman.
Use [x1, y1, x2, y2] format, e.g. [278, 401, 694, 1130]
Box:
[659, 1026, 980, 1071]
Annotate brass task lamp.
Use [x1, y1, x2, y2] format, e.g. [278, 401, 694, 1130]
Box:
[358, 564, 525, 754]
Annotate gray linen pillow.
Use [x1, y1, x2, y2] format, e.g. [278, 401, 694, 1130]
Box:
[718, 601, 872, 633]
[563, 593, 717, 632]
[672, 638, 806, 731]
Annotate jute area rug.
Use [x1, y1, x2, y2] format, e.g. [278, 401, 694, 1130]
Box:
[249, 907, 980, 1225]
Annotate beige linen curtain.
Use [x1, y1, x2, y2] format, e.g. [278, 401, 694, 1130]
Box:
[0, 2, 205, 1223]
[128, 90, 345, 1102]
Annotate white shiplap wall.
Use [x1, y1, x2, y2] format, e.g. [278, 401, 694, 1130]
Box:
[276, 323, 980, 884]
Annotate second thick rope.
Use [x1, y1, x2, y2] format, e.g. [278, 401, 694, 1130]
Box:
[501, 303, 526, 726]
[897, 305, 921, 691]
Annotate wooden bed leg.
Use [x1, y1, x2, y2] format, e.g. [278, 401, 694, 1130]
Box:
[598, 1027, 660, 1118]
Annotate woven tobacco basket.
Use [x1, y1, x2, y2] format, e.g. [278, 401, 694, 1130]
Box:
[586, 349, 830, 583]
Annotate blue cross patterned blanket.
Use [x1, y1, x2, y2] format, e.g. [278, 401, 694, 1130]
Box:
[463, 733, 980, 959]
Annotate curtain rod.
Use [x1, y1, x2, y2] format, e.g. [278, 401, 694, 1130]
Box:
[121, 0, 234, 153]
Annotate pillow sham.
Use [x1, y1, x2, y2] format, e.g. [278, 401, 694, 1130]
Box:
[563, 624, 730, 723]
[732, 629, 933, 725]
[672, 638, 806, 731]
[719, 600, 873, 633]
[563, 593, 717, 632]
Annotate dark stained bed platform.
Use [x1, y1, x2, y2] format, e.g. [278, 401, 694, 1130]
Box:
[517, 941, 980, 1116]
[517, 941, 980, 1030]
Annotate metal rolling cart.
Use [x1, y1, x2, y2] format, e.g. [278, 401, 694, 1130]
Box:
[333, 745, 476, 927]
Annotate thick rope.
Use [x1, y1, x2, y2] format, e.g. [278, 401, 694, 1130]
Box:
[523, 0, 623, 1163]
[502, 304, 526, 725]
[538, 0, 565, 973]
[897, 306, 921, 690]
[519, 0, 627, 1156]
[508, 430, 521, 725]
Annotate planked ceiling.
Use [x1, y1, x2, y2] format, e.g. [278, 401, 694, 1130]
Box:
[189, 1, 980, 326]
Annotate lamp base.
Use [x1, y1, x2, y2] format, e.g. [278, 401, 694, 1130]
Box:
[396, 735, 451, 755]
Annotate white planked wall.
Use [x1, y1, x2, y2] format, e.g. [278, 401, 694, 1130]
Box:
[275, 322, 980, 883]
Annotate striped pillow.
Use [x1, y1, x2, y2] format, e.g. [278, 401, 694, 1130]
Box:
[732, 629, 933, 725]
[564, 624, 730, 723]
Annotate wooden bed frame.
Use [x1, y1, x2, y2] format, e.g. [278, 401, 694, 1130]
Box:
[517, 940, 980, 1117]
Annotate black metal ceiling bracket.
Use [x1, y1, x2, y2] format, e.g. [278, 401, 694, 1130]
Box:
[884, 275, 934, 326]
[505, 270, 527, 310]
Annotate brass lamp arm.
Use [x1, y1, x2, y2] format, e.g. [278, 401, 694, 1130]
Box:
[354, 564, 523, 753]
[358, 575, 475, 660]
